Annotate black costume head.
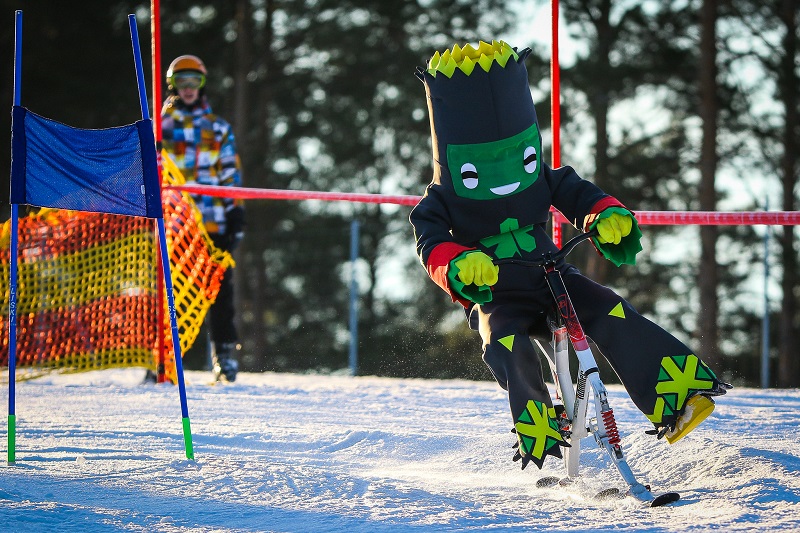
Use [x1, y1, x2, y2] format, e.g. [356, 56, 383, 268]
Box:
[417, 41, 541, 201]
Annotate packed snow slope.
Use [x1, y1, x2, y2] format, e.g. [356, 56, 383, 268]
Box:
[1, 369, 799, 532]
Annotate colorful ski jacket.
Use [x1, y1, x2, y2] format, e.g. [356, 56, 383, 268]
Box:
[161, 95, 242, 235]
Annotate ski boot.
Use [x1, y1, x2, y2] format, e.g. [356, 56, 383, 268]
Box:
[510, 403, 572, 470]
[664, 394, 716, 443]
[649, 380, 732, 443]
[213, 342, 240, 383]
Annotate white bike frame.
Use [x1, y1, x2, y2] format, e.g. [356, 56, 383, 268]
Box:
[534, 268, 659, 504]
[495, 230, 679, 506]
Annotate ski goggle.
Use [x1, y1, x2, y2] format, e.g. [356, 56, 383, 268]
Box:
[171, 72, 205, 90]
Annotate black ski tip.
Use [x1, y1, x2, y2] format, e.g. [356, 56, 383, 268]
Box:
[650, 492, 680, 507]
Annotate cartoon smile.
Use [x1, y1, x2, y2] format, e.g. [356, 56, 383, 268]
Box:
[490, 182, 520, 196]
[447, 123, 542, 200]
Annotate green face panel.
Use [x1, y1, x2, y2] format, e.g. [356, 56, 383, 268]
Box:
[446, 123, 541, 200]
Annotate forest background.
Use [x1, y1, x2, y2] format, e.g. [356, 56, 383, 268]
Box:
[0, 0, 797, 387]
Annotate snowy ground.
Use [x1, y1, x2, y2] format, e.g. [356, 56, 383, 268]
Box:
[1, 369, 799, 532]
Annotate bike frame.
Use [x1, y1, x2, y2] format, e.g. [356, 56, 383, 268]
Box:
[498, 230, 661, 504]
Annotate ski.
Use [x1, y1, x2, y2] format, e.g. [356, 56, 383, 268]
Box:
[536, 476, 680, 507]
[535, 475, 624, 502]
[650, 491, 681, 507]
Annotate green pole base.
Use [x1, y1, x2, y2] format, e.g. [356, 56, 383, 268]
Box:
[8, 414, 16, 464]
[182, 417, 194, 460]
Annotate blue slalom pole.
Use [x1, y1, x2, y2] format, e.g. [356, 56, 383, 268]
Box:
[761, 199, 770, 389]
[13, 11, 21, 106]
[348, 220, 359, 376]
[128, 14, 150, 121]
[7, 9, 23, 465]
[156, 219, 194, 460]
[128, 13, 193, 459]
[8, 206, 18, 464]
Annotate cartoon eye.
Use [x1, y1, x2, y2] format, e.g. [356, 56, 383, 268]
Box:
[523, 146, 538, 174]
[460, 163, 479, 189]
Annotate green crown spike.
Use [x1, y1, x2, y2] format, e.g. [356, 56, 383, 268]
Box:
[428, 40, 519, 78]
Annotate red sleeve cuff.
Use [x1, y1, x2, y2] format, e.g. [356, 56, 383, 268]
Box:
[427, 242, 474, 308]
[582, 197, 627, 231]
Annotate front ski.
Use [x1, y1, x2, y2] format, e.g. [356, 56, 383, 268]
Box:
[536, 476, 680, 507]
[614, 478, 681, 507]
[650, 491, 680, 507]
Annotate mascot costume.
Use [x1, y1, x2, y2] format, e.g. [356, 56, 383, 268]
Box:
[410, 41, 731, 469]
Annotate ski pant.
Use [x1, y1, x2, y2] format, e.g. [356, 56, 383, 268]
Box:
[209, 234, 239, 352]
[475, 267, 714, 444]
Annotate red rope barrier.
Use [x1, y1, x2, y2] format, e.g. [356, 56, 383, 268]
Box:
[165, 184, 800, 226]
[635, 210, 800, 226]
[166, 184, 420, 206]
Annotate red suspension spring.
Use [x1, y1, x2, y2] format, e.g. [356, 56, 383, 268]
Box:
[602, 409, 621, 446]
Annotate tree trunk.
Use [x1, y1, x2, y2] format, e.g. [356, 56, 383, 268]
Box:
[232, 0, 252, 365]
[233, 0, 252, 173]
[237, 0, 275, 369]
[697, 0, 721, 369]
[584, 0, 612, 284]
[777, 0, 799, 387]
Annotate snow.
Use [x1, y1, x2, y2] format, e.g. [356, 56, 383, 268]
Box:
[1, 369, 799, 532]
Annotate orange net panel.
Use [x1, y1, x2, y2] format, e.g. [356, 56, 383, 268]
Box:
[158, 152, 235, 382]
[0, 152, 233, 382]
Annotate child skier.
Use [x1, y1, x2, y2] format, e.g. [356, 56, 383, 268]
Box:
[409, 41, 731, 469]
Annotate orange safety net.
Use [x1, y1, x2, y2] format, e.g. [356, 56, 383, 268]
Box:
[0, 152, 233, 382]
[158, 152, 235, 382]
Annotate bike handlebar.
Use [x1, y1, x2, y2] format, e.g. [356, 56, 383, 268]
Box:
[494, 228, 599, 268]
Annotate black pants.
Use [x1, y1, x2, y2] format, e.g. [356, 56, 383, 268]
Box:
[476, 267, 719, 465]
[209, 234, 238, 349]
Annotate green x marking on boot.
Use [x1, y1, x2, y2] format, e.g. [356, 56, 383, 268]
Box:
[647, 354, 717, 424]
[515, 399, 564, 460]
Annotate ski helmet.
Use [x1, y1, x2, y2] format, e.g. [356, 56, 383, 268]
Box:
[166, 55, 208, 91]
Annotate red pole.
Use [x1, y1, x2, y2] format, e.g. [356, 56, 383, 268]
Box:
[151, 0, 167, 383]
[550, 0, 563, 246]
[151, 0, 162, 143]
[551, 0, 561, 169]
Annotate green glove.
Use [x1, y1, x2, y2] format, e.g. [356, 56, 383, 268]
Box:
[595, 212, 632, 244]
[454, 252, 499, 286]
[590, 208, 643, 267]
[448, 251, 498, 304]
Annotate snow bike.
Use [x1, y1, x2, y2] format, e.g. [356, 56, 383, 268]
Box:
[492, 229, 680, 507]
